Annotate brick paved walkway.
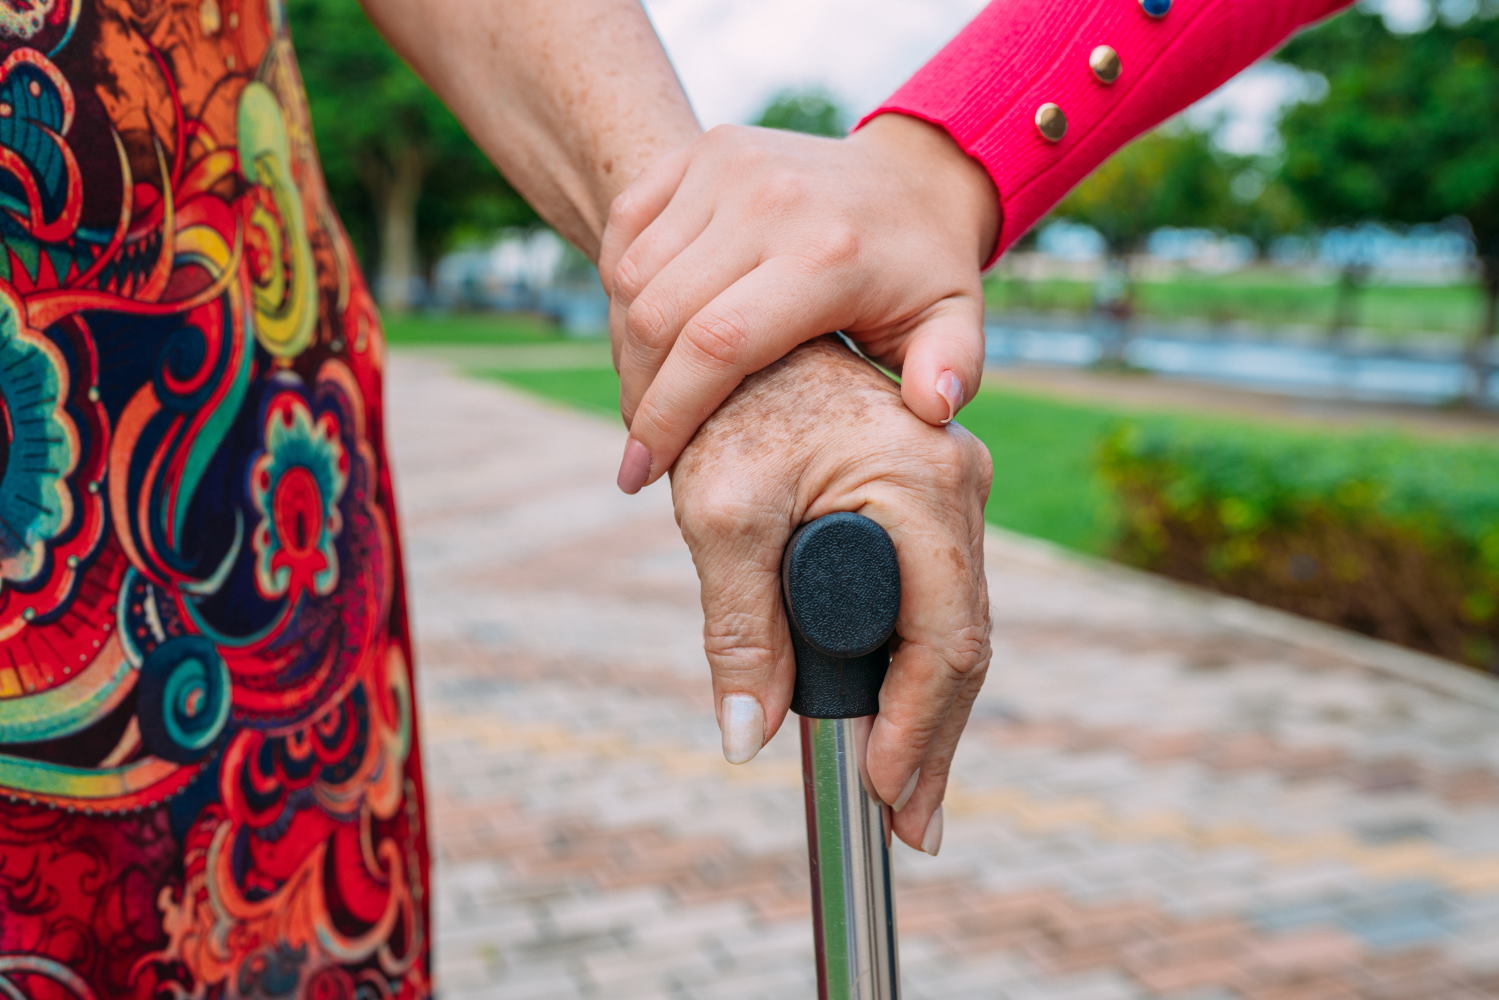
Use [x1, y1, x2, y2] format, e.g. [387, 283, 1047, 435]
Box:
[387, 354, 1499, 1000]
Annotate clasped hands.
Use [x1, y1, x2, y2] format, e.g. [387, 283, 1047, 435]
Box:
[600, 114, 1000, 854]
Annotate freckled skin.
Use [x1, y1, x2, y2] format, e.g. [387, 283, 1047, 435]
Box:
[678, 340, 895, 465]
[672, 338, 994, 853]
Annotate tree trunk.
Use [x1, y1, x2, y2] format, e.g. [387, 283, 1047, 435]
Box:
[1467, 255, 1498, 406]
[374, 146, 425, 315]
[1329, 262, 1367, 346]
[1099, 253, 1135, 368]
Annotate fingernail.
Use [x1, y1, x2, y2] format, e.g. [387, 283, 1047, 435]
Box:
[616, 438, 651, 494]
[892, 769, 921, 812]
[720, 694, 765, 765]
[921, 805, 944, 856]
[934, 371, 964, 424]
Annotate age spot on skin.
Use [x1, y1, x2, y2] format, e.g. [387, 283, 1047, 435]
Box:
[677, 337, 907, 493]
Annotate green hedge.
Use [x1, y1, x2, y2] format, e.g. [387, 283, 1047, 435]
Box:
[1099, 424, 1499, 673]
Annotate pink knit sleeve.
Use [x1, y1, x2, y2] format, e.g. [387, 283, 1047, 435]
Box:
[859, 0, 1354, 264]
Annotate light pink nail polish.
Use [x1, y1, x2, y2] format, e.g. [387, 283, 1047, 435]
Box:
[616, 438, 651, 494]
[935, 370, 964, 424]
[719, 694, 765, 765]
[921, 806, 944, 856]
[893, 769, 921, 812]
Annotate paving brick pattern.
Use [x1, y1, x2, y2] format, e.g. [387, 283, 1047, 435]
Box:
[387, 355, 1499, 999]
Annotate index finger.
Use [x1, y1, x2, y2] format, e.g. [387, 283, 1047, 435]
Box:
[619, 258, 846, 493]
[597, 144, 692, 295]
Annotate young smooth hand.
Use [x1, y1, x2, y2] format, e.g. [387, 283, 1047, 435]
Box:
[599, 114, 1000, 493]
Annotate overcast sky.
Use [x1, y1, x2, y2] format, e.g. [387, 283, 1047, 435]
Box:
[642, 0, 990, 135]
[641, 0, 1423, 156]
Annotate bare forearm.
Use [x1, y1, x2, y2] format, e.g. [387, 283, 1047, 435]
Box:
[359, 0, 700, 259]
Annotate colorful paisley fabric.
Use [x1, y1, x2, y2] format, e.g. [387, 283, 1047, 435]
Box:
[0, 1, 430, 997]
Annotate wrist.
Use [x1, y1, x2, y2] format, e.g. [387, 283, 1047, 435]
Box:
[851, 113, 1000, 267]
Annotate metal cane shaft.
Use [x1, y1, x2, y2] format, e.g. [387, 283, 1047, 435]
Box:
[801, 715, 898, 999]
[782, 512, 903, 1000]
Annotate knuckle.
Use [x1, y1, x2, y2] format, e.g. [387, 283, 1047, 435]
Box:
[684, 309, 750, 369]
[676, 485, 790, 560]
[922, 428, 992, 490]
[971, 435, 995, 479]
[933, 623, 992, 682]
[612, 252, 649, 302]
[960, 440, 995, 507]
[606, 188, 646, 236]
[702, 613, 777, 674]
[954, 670, 987, 714]
[678, 488, 764, 543]
[930, 427, 970, 466]
[974, 447, 995, 500]
[904, 432, 968, 486]
[624, 294, 672, 350]
[628, 397, 673, 446]
[810, 221, 861, 267]
[955, 429, 994, 490]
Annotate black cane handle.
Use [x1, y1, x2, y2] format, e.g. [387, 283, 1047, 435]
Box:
[782, 512, 901, 719]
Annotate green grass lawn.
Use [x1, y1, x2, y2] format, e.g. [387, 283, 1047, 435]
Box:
[984, 271, 1484, 341]
[481, 365, 623, 418]
[953, 387, 1127, 552]
[381, 311, 566, 345]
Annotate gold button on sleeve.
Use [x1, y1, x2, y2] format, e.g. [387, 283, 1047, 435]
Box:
[1035, 102, 1067, 142]
[1090, 45, 1121, 84]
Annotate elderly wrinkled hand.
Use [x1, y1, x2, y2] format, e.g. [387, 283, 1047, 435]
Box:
[669, 337, 992, 855]
[600, 114, 1000, 494]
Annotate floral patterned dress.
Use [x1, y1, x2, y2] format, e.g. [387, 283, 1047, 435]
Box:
[0, 1, 430, 997]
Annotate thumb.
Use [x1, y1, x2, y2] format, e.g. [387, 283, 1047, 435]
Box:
[678, 495, 797, 765]
[894, 296, 986, 426]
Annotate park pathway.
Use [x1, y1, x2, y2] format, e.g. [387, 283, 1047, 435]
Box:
[388, 353, 1499, 1000]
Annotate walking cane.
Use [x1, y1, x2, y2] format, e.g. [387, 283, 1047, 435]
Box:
[783, 512, 903, 999]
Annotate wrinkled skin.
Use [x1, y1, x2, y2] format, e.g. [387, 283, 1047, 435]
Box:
[670, 337, 993, 852]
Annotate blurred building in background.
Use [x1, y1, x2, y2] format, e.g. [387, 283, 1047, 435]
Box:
[431, 230, 608, 337]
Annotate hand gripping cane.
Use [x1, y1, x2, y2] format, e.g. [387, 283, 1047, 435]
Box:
[783, 512, 902, 1000]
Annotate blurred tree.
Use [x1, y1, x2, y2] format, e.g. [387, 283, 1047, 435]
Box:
[1053, 125, 1234, 362]
[752, 88, 850, 137]
[1056, 125, 1232, 263]
[287, 0, 534, 312]
[1275, 6, 1499, 398]
[1220, 165, 1308, 260]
